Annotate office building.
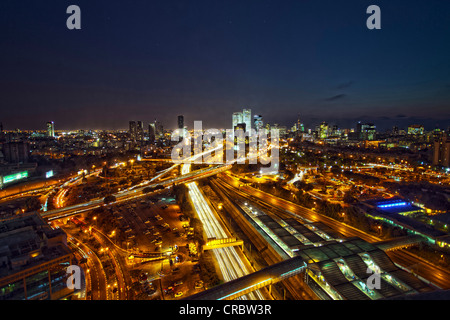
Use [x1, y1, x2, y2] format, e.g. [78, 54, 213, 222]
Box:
[362, 123, 376, 140]
[129, 121, 144, 141]
[392, 126, 399, 136]
[319, 121, 329, 139]
[0, 213, 73, 300]
[149, 119, 163, 138]
[232, 112, 243, 129]
[408, 125, 424, 135]
[177, 115, 184, 130]
[432, 134, 450, 167]
[129, 121, 137, 140]
[350, 122, 376, 141]
[331, 124, 340, 136]
[242, 109, 252, 133]
[253, 115, 263, 132]
[136, 121, 144, 141]
[46, 122, 55, 138]
[148, 123, 156, 143]
[356, 121, 362, 134]
[2, 141, 29, 164]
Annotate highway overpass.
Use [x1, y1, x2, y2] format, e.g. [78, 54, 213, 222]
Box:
[374, 235, 424, 252]
[39, 164, 230, 221]
[186, 255, 307, 300]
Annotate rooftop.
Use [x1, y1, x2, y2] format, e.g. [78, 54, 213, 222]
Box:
[0, 212, 71, 278]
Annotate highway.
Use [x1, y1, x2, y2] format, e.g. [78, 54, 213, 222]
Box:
[181, 163, 265, 300]
[387, 250, 448, 290]
[53, 170, 102, 209]
[91, 228, 131, 300]
[219, 173, 381, 242]
[41, 164, 230, 221]
[66, 232, 108, 300]
[210, 179, 317, 300]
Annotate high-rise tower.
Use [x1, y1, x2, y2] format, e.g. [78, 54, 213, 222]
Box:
[46, 121, 55, 138]
[178, 115, 184, 129]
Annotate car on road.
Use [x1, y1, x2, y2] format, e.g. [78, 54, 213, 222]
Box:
[174, 280, 183, 287]
[174, 291, 183, 298]
[163, 286, 173, 294]
[194, 280, 204, 289]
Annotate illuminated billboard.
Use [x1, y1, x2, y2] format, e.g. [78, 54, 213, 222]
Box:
[45, 170, 54, 178]
[2, 171, 28, 185]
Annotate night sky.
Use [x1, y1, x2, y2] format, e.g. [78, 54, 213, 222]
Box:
[1, 0, 449, 131]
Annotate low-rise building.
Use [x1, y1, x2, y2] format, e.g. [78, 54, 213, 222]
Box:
[0, 212, 73, 300]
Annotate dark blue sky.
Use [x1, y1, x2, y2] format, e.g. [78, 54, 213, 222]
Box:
[0, 0, 449, 131]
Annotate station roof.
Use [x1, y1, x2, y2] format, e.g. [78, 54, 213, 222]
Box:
[187, 255, 306, 300]
[298, 238, 434, 299]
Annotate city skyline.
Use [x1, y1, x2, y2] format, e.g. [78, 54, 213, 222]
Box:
[2, 0, 450, 305]
[0, 113, 447, 133]
[0, 0, 449, 131]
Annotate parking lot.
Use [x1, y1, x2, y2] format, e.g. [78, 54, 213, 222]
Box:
[107, 193, 205, 299]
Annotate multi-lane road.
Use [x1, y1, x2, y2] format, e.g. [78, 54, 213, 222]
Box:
[182, 163, 266, 300]
[41, 164, 230, 221]
[66, 232, 108, 300]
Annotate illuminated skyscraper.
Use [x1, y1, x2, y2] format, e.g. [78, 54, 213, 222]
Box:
[148, 123, 156, 143]
[153, 119, 163, 137]
[433, 134, 450, 167]
[407, 124, 424, 135]
[129, 121, 137, 140]
[353, 121, 376, 140]
[242, 108, 252, 133]
[232, 112, 243, 129]
[46, 121, 55, 138]
[136, 121, 144, 141]
[361, 123, 376, 140]
[296, 114, 305, 136]
[319, 121, 328, 139]
[253, 115, 263, 132]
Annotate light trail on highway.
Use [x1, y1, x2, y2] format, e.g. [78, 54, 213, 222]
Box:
[41, 164, 230, 221]
[181, 163, 264, 300]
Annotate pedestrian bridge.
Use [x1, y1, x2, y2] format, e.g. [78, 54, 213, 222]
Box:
[185, 255, 307, 300]
[202, 237, 244, 252]
[374, 235, 424, 252]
